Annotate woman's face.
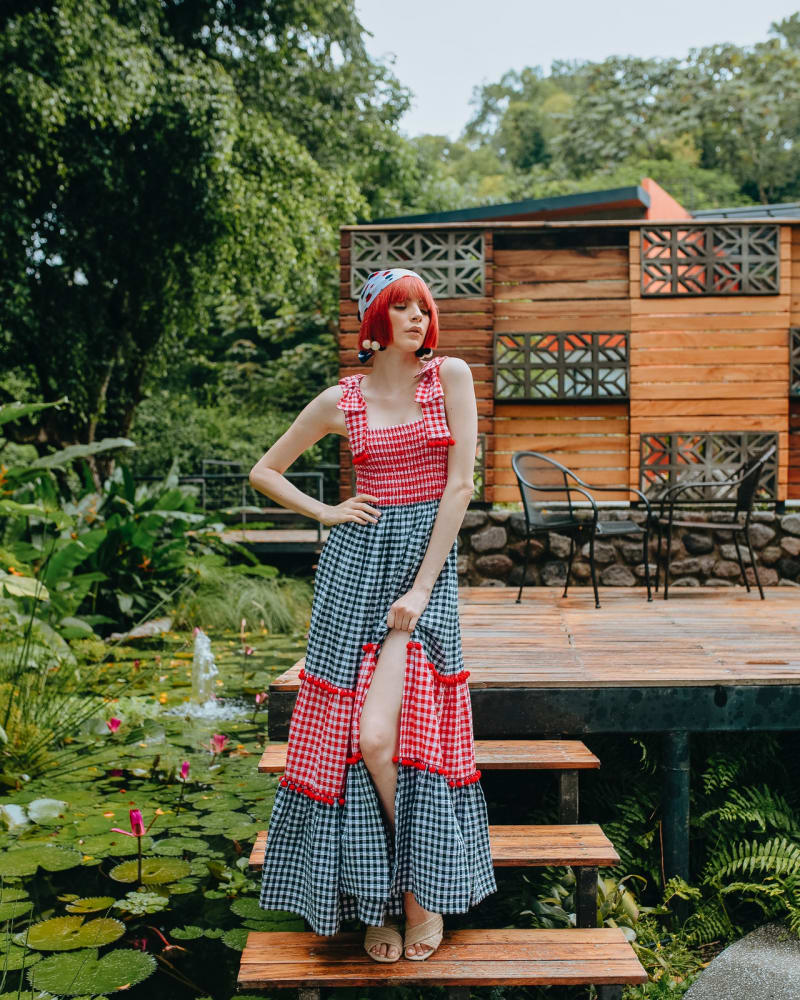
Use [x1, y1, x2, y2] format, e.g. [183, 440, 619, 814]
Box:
[387, 297, 431, 352]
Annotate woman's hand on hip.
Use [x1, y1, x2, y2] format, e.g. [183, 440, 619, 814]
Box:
[387, 585, 432, 633]
[319, 493, 382, 527]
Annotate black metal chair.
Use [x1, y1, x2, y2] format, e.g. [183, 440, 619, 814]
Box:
[511, 451, 653, 609]
[653, 444, 777, 600]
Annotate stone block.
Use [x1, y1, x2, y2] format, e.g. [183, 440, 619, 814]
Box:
[475, 553, 514, 578]
[471, 525, 507, 553]
[759, 546, 782, 566]
[779, 577, 800, 588]
[461, 510, 488, 531]
[780, 536, 800, 557]
[720, 544, 751, 564]
[747, 523, 775, 549]
[746, 566, 778, 587]
[571, 561, 592, 580]
[508, 564, 540, 586]
[620, 542, 645, 564]
[477, 578, 506, 587]
[683, 922, 800, 1000]
[777, 557, 800, 580]
[751, 510, 776, 523]
[634, 562, 657, 579]
[713, 560, 742, 579]
[488, 508, 512, 524]
[682, 532, 714, 555]
[670, 556, 715, 576]
[703, 578, 734, 587]
[541, 560, 567, 586]
[548, 532, 573, 559]
[508, 512, 528, 538]
[580, 541, 616, 564]
[507, 537, 546, 562]
[780, 513, 800, 536]
[600, 565, 636, 586]
[671, 576, 700, 587]
[709, 511, 736, 523]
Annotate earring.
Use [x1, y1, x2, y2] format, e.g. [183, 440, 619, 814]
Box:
[415, 345, 433, 359]
[359, 338, 375, 364]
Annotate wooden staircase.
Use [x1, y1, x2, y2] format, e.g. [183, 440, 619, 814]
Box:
[239, 739, 647, 999]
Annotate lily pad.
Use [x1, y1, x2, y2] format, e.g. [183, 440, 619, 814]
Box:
[28, 947, 156, 995]
[151, 837, 208, 856]
[197, 810, 252, 831]
[0, 899, 34, 919]
[0, 887, 29, 902]
[20, 916, 125, 951]
[109, 857, 191, 884]
[77, 833, 153, 857]
[0, 946, 42, 971]
[221, 927, 249, 951]
[64, 897, 116, 914]
[27, 799, 68, 825]
[171, 925, 204, 940]
[0, 846, 82, 877]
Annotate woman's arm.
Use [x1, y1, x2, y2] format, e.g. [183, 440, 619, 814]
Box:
[248, 386, 382, 527]
[386, 357, 477, 631]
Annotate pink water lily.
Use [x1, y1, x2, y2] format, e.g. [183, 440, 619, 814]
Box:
[180, 760, 190, 780]
[209, 733, 228, 754]
[243, 645, 255, 656]
[255, 692, 267, 705]
[112, 808, 145, 838]
[106, 717, 121, 733]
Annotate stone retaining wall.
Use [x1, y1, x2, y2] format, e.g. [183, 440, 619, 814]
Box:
[457, 507, 800, 590]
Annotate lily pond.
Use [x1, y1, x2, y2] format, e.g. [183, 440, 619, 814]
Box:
[0, 626, 306, 1000]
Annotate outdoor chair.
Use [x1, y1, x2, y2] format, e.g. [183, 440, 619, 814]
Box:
[653, 443, 777, 601]
[511, 451, 653, 609]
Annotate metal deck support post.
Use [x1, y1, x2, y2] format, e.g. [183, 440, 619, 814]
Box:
[598, 986, 623, 1000]
[298, 989, 321, 1000]
[575, 866, 598, 928]
[662, 730, 690, 883]
[558, 770, 579, 824]
[447, 988, 471, 1000]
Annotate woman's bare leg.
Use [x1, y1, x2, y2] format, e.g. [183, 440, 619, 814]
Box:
[359, 629, 438, 958]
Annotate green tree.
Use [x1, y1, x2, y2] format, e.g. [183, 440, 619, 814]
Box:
[0, 0, 410, 479]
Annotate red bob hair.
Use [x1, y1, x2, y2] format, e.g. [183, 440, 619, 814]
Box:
[359, 275, 439, 351]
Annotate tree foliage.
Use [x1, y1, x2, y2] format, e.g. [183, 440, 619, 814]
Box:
[0, 0, 411, 466]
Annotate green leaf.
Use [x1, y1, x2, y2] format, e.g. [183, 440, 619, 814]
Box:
[0, 399, 65, 429]
[29, 439, 135, 471]
[221, 927, 249, 951]
[0, 846, 82, 877]
[64, 897, 116, 914]
[171, 925, 205, 940]
[28, 948, 156, 995]
[109, 857, 191, 884]
[0, 570, 50, 601]
[19, 917, 125, 951]
[27, 798, 69, 824]
[0, 899, 34, 920]
[0, 946, 42, 971]
[77, 833, 153, 858]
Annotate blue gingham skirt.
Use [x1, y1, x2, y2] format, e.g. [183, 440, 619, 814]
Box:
[258, 498, 496, 935]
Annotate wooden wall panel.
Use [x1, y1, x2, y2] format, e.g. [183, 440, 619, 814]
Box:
[491, 234, 631, 504]
[628, 226, 792, 501]
[337, 229, 494, 501]
[790, 223, 800, 498]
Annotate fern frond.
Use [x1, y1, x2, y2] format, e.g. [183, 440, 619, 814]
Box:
[704, 837, 800, 882]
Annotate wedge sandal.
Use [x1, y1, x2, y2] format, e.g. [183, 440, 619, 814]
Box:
[404, 913, 443, 961]
[363, 920, 403, 963]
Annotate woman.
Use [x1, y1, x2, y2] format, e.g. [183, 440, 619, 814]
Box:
[249, 268, 496, 963]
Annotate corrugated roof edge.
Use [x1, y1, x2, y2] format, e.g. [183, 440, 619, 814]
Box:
[368, 185, 649, 225]
[691, 202, 800, 219]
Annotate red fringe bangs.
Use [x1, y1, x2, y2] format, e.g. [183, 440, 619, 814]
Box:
[359, 275, 439, 350]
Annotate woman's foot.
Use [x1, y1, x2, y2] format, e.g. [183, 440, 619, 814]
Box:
[403, 893, 442, 959]
[363, 921, 402, 963]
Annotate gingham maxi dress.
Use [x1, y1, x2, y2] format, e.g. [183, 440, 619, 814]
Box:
[258, 354, 496, 935]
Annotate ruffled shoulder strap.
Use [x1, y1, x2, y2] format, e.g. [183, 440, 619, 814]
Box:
[413, 356, 454, 448]
[336, 374, 368, 463]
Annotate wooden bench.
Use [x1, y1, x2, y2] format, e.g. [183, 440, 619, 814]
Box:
[249, 824, 617, 928]
[258, 738, 600, 823]
[237, 928, 647, 999]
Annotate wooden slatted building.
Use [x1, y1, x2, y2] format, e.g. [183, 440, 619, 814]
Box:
[338, 180, 800, 507]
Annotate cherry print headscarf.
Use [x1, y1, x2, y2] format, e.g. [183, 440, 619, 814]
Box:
[357, 268, 424, 321]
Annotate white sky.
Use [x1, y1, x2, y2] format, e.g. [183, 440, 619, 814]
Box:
[354, 0, 800, 139]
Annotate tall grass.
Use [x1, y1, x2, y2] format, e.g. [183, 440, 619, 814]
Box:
[172, 568, 312, 633]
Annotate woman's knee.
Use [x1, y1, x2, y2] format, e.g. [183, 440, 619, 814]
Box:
[359, 717, 396, 766]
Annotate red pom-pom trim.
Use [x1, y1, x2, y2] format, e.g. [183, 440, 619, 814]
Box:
[427, 662, 470, 685]
[427, 436, 455, 447]
[281, 779, 346, 806]
[352, 452, 369, 464]
[299, 668, 355, 699]
[346, 752, 363, 765]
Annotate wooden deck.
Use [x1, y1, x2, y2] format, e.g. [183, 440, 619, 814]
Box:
[267, 587, 800, 740]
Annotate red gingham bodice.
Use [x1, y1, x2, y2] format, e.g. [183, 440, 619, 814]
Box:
[337, 355, 455, 505]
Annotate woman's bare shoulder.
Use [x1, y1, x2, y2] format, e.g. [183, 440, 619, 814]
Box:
[438, 356, 473, 385]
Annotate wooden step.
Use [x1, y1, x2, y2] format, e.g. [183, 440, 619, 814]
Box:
[237, 927, 647, 991]
[248, 824, 618, 873]
[257, 739, 600, 774]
